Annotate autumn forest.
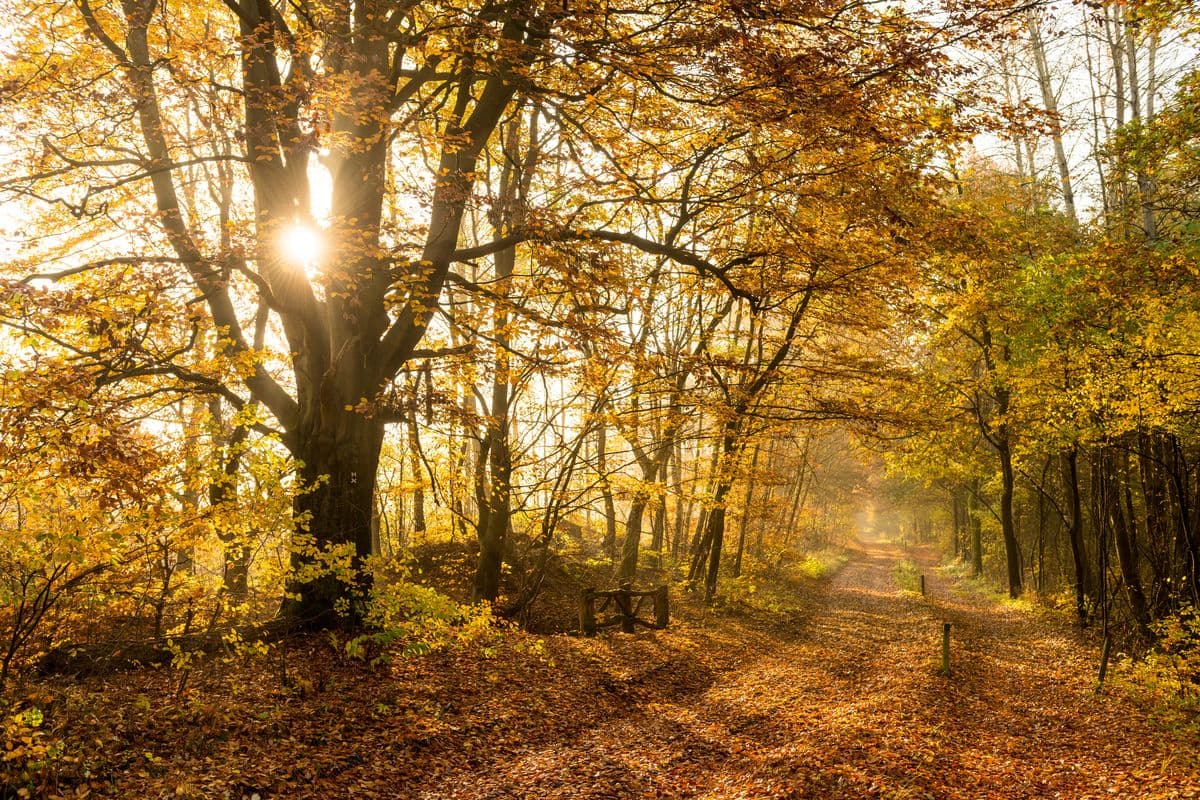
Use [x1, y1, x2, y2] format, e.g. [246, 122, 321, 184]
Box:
[1, 0, 1199, 796]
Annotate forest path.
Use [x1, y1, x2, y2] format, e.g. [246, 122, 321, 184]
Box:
[426, 534, 1198, 799]
[109, 537, 1200, 799]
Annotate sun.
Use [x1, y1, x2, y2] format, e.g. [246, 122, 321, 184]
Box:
[279, 223, 323, 273]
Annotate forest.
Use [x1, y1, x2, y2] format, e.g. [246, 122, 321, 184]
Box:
[0, 0, 1199, 796]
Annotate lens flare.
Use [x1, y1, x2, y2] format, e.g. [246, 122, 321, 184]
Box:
[280, 223, 322, 271]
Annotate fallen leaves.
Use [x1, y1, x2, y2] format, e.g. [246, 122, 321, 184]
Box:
[14, 537, 1200, 799]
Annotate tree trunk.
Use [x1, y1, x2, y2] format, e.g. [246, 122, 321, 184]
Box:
[651, 458, 668, 555]
[597, 420, 617, 558]
[951, 491, 961, 559]
[474, 310, 514, 602]
[473, 109, 538, 602]
[689, 429, 739, 602]
[1027, 9, 1079, 229]
[407, 400, 427, 539]
[784, 452, 809, 546]
[1105, 444, 1152, 637]
[969, 481, 984, 577]
[285, 411, 385, 628]
[733, 443, 761, 578]
[998, 432, 1022, 597]
[672, 436, 686, 556]
[620, 490, 649, 581]
[1061, 446, 1089, 625]
[1165, 435, 1200, 607]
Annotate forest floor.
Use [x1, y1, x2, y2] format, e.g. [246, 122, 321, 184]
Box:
[27, 534, 1200, 799]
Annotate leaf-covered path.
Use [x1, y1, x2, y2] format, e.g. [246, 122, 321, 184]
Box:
[423, 535, 1197, 799]
[102, 536, 1200, 799]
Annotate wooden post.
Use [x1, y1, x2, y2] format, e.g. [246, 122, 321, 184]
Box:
[1097, 635, 1112, 689]
[920, 574, 926, 596]
[941, 622, 951, 675]
[579, 588, 596, 636]
[653, 585, 669, 629]
[618, 584, 634, 633]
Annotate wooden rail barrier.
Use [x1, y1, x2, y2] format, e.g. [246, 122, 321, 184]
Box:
[579, 584, 668, 635]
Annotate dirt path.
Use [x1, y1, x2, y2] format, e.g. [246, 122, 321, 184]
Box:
[103, 536, 1199, 799]
[424, 535, 1199, 799]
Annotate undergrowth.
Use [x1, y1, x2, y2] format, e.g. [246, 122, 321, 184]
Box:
[339, 561, 502, 667]
[795, 548, 849, 580]
[892, 558, 921, 593]
[721, 547, 849, 613]
[1117, 606, 1200, 735]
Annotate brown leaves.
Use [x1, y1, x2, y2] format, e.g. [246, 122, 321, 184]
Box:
[18, 536, 1200, 799]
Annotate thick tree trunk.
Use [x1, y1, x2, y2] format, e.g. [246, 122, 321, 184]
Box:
[689, 429, 738, 602]
[474, 471, 510, 602]
[474, 391, 513, 602]
[620, 492, 648, 581]
[284, 410, 385, 628]
[703, 503, 728, 603]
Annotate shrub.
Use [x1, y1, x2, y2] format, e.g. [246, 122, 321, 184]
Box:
[1125, 605, 1200, 709]
[0, 704, 64, 797]
[343, 560, 500, 666]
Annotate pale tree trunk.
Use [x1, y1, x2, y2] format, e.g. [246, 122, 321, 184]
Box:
[1121, 14, 1158, 242]
[1103, 3, 1132, 236]
[596, 415, 618, 558]
[1027, 10, 1079, 228]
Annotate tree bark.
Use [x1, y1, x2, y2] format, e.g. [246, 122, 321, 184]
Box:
[1104, 444, 1152, 637]
[1027, 10, 1079, 228]
[1061, 446, 1089, 625]
[969, 481, 984, 577]
[998, 432, 1023, 598]
[284, 411, 385, 628]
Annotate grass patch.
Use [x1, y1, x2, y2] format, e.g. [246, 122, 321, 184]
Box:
[717, 547, 850, 614]
[795, 548, 849, 580]
[941, 563, 1044, 612]
[892, 558, 921, 593]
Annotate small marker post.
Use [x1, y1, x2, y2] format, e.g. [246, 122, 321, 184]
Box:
[920, 574, 926, 596]
[940, 622, 951, 676]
